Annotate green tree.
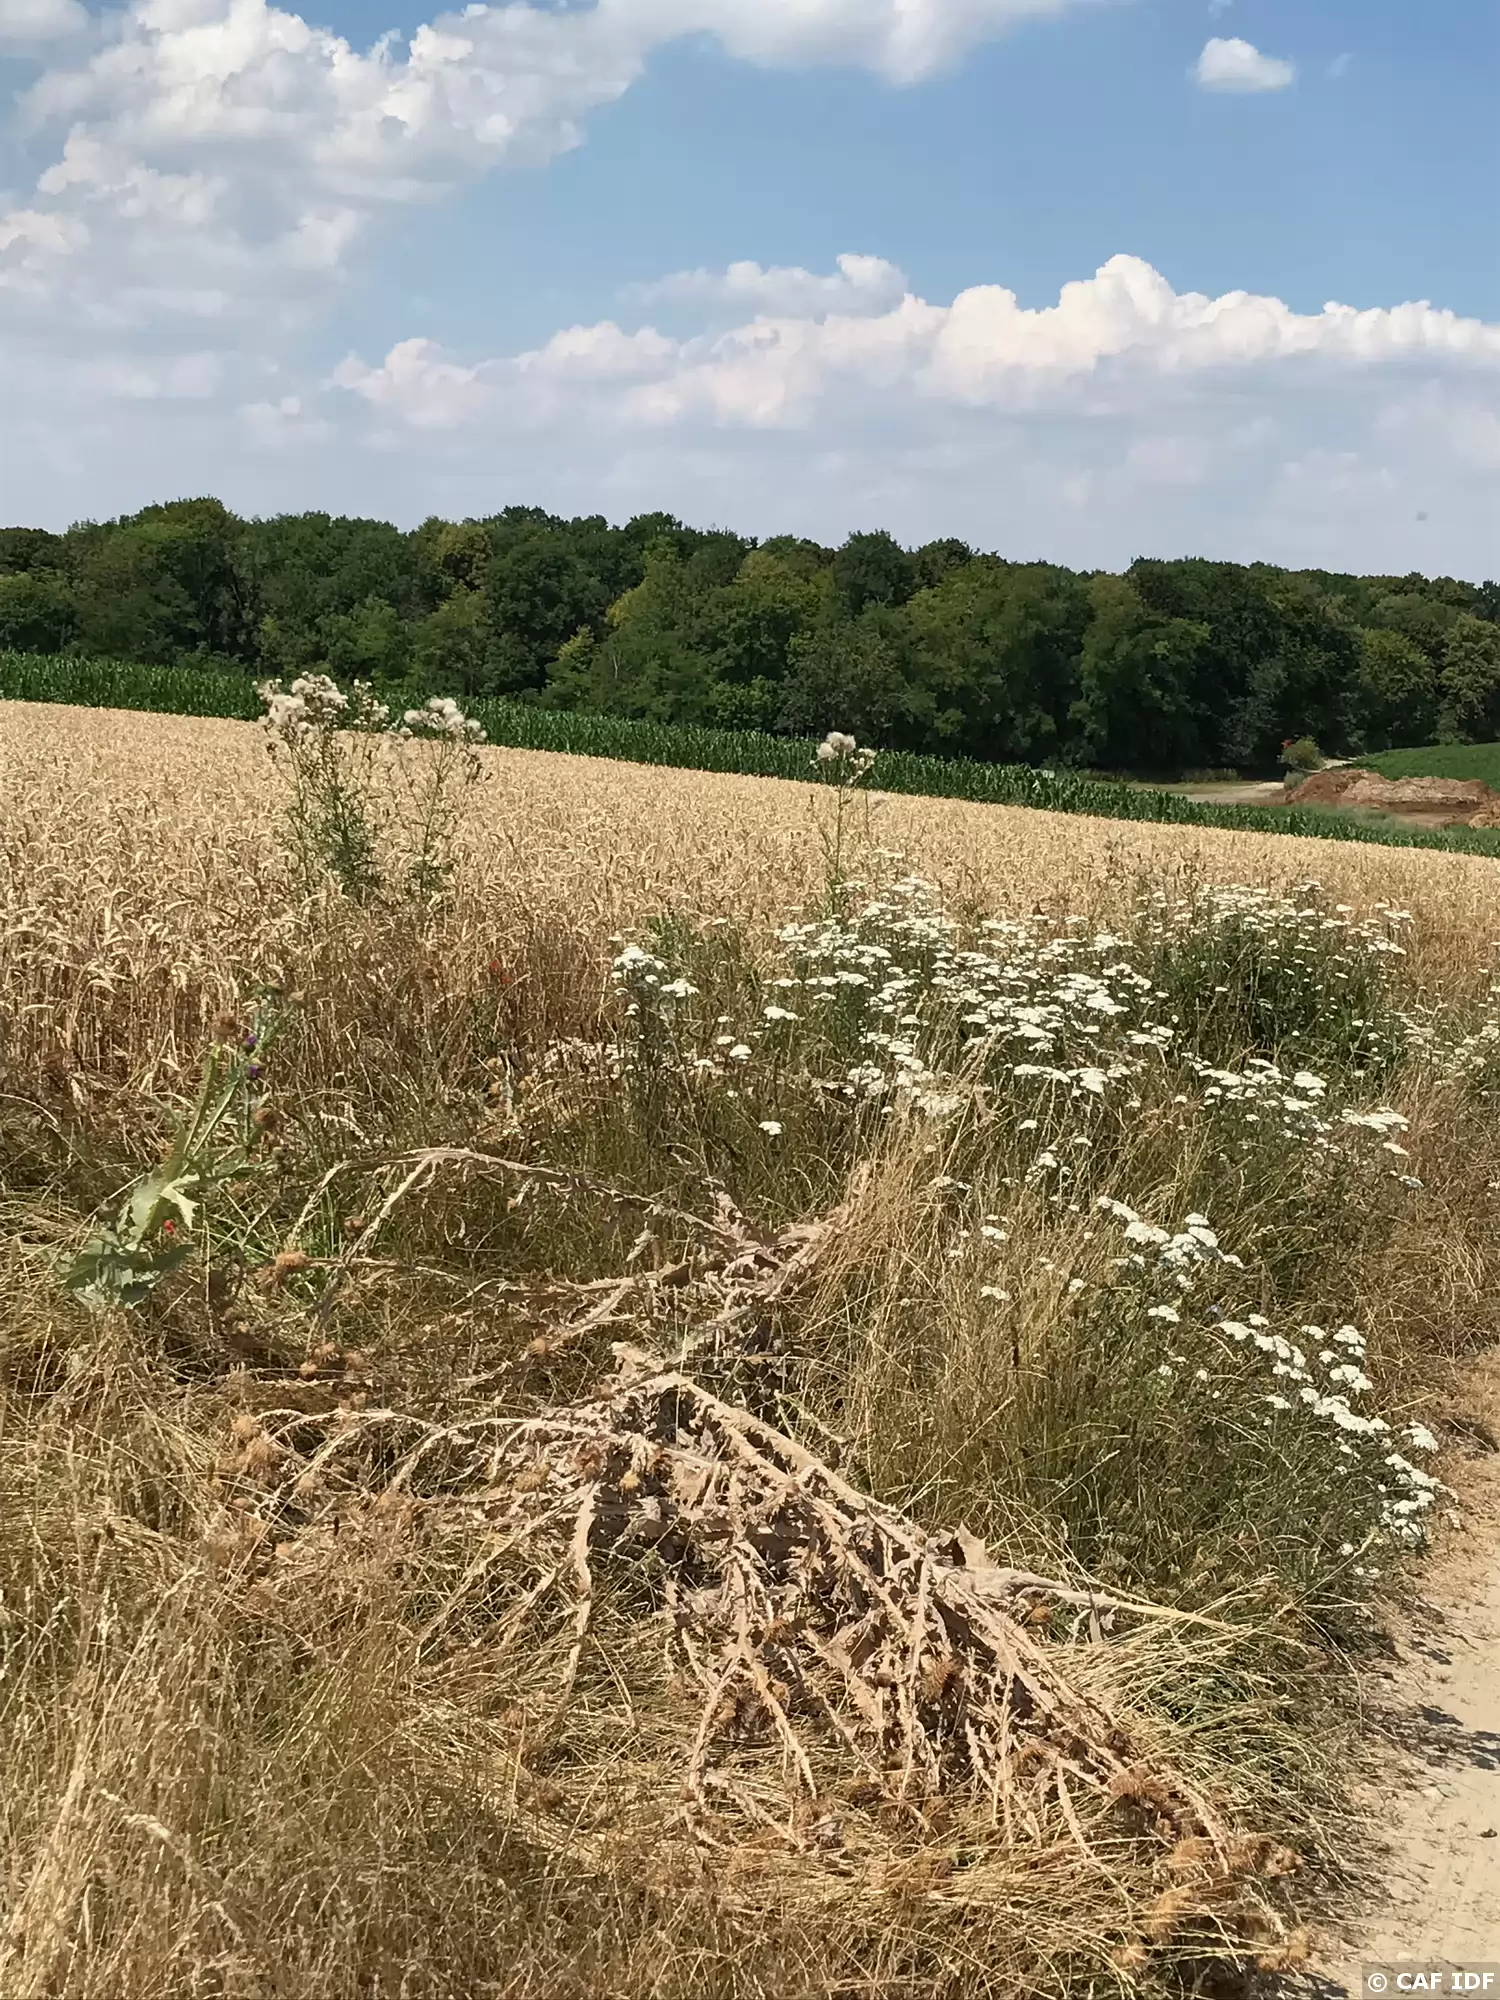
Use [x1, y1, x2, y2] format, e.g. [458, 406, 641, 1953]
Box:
[911, 538, 974, 591]
[415, 518, 492, 596]
[247, 514, 430, 669]
[1437, 616, 1500, 743]
[483, 530, 613, 696]
[778, 606, 920, 743]
[410, 587, 489, 695]
[700, 548, 831, 693]
[0, 527, 66, 575]
[1256, 583, 1362, 760]
[1355, 628, 1439, 750]
[1368, 584, 1462, 669]
[317, 596, 411, 685]
[831, 531, 917, 619]
[0, 568, 79, 653]
[70, 498, 258, 667]
[1068, 575, 1209, 773]
[553, 543, 724, 721]
[903, 559, 1090, 762]
[1129, 559, 1286, 768]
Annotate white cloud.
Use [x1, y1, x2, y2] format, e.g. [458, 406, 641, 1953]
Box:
[0, 0, 1097, 389]
[0, 0, 85, 43]
[621, 0, 1085, 86]
[298, 255, 1500, 575]
[10, 0, 1090, 201]
[241, 392, 329, 447]
[81, 349, 223, 400]
[330, 339, 489, 430]
[1194, 37, 1295, 93]
[625, 253, 908, 320]
[4, 253, 1495, 576]
[335, 256, 1500, 433]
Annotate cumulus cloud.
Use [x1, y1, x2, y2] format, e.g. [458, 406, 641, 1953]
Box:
[4, 252, 1496, 576]
[627, 0, 1084, 86]
[4, 0, 1091, 309]
[0, 0, 1096, 396]
[1194, 37, 1296, 92]
[0, 4, 1493, 578]
[293, 255, 1500, 575]
[625, 254, 908, 320]
[335, 256, 1500, 432]
[0, 0, 86, 43]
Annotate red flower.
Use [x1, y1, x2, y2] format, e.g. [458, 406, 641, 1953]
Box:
[162, 1219, 176, 1236]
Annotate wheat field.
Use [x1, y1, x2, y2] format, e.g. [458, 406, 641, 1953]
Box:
[4, 697, 1500, 1999]
[6, 702, 1500, 1070]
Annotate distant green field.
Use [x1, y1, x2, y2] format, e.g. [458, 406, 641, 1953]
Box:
[1364, 742, 1500, 786]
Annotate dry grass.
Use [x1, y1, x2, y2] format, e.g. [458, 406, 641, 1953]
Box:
[4, 698, 1500, 1998]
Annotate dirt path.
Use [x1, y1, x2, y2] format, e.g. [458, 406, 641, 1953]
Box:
[1172, 781, 1289, 805]
[1317, 1353, 1500, 1990]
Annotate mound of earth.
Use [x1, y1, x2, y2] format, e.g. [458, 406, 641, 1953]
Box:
[1286, 767, 1375, 806]
[1345, 774, 1495, 813]
[1287, 767, 1500, 824]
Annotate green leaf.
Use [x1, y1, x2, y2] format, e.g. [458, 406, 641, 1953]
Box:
[123, 1167, 201, 1242]
[63, 1232, 191, 1313]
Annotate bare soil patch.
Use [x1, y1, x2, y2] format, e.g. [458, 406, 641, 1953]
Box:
[1317, 1351, 1500, 1987]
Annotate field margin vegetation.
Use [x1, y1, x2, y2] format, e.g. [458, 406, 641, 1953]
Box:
[4, 692, 1500, 1997]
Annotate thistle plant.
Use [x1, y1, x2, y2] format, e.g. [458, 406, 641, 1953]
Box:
[259, 674, 391, 901]
[64, 1004, 284, 1313]
[813, 729, 879, 917]
[258, 675, 486, 906]
[394, 696, 488, 905]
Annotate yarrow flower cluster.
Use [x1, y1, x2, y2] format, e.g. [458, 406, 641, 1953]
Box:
[577, 866, 1479, 1609]
[611, 943, 695, 1018]
[604, 879, 1437, 1197]
[1087, 1196, 1448, 1546]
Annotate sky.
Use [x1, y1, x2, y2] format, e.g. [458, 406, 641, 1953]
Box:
[1, 0, 1497, 575]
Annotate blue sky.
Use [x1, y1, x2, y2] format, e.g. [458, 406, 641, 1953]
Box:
[1, 0, 1497, 573]
[345, 0, 1499, 354]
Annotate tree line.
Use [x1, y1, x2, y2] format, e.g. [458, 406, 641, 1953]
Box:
[3, 496, 1498, 775]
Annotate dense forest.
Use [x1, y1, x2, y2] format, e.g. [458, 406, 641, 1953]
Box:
[3, 496, 1498, 775]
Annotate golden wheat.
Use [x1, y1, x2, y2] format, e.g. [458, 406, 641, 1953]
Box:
[5, 700, 1499, 1091]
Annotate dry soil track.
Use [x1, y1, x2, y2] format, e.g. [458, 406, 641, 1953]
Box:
[1317, 1352, 1500, 1994]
